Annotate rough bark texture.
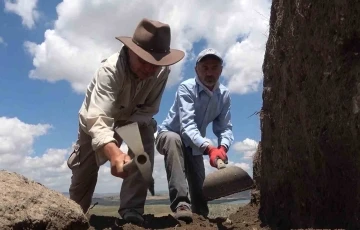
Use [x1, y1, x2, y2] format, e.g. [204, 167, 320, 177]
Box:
[0, 170, 89, 230]
[250, 142, 261, 206]
[260, 0, 360, 229]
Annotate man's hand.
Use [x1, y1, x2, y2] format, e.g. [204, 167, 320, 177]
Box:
[102, 142, 131, 179]
[205, 145, 228, 168]
[218, 145, 227, 155]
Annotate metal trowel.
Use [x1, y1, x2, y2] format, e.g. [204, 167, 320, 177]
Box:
[202, 158, 254, 201]
[114, 122, 155, 195]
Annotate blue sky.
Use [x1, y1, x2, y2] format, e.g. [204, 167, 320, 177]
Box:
[0, 0, 269, 193]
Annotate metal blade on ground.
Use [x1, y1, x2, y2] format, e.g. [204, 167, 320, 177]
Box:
[202, 159, 255, 201]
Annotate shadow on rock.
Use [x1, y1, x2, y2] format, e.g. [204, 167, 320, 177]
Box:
[89, 214, 180, 229]
[142, 214, 180, 229]
[89, 215, 120, 229]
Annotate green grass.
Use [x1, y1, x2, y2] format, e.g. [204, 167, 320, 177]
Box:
[89, 203, 248, 219]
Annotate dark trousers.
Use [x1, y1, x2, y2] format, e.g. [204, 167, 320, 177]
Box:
[155, 131, 209, 217]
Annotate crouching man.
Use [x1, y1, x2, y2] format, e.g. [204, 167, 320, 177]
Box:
[67, 18, 184, 225]
[156, 48, 234, 221]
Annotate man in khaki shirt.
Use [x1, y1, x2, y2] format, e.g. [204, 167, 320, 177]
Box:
[67, 18, 184, 225]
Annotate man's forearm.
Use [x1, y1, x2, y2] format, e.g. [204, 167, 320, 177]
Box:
[101, 141, 131, 178]
[102, 142, 125, 160]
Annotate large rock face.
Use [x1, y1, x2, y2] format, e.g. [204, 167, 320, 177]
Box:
[0, 170, 89, 230]
[260, 0, 360, 229]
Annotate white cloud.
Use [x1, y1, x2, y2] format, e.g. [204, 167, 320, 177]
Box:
[119, 142, 128, 153]
[0, 116, 121, 193]
[25, 0, 271, 94]
[234, 162, 251, 171]
[204, 157, 251, 172]
[0, 116, 169, 193]
[0, 117, 70, 191]
[223, 38, 266, 94]
[4, 0, 39, 29]
[233, 138, 258, 160]
[0, 116, 51, 165]
[0, 37, 7, 46]
[0, 116, 254, 194]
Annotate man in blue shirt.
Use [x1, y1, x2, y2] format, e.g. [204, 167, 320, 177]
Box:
[155, 48, 234, 221]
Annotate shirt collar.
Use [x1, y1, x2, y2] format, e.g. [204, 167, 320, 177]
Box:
[118, 47, 136, 79]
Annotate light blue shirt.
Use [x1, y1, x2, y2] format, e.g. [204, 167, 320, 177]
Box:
[158, 76, 234, 156]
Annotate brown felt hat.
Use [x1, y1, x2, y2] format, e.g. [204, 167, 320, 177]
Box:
[116, 18, 185, 66]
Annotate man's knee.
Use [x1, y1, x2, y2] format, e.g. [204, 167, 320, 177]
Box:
[69, 170, 98, 213]
[68, 149, 99, 211]
[164, 132, 183, 149]
[156, 131, 183, 155]
[70, 165, 99, 193]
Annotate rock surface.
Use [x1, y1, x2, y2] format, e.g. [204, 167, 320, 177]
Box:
[260, 0, 360, 229]
[0, 170, 89, 230]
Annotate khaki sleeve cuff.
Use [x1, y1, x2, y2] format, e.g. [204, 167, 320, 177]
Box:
[93, 136, 118, 166]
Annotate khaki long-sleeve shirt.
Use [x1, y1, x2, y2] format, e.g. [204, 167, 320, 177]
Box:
[78, 48, 170, 165]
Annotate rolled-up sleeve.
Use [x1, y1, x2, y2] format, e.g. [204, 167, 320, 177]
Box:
[212, 92, 234, 149]
[129, 67, 170, 124]
[85, 66, 121, 152]
[178, 84, 208, 151]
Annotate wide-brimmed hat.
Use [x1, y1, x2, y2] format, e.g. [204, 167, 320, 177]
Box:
[116, 18, 185, 66]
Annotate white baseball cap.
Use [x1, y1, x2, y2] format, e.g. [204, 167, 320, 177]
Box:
[196, 48, 223, 64]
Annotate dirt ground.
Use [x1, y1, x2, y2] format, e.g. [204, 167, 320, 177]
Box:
[88, 203, 267, 230]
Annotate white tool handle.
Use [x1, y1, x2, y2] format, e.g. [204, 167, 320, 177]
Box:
[216, 158, 227, 169]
